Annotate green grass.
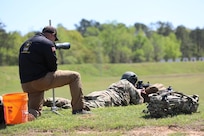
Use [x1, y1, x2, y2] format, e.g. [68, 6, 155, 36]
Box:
[0, 62, 204, 135]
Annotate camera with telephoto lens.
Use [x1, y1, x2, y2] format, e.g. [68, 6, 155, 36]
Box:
[55, 42, 71, 50]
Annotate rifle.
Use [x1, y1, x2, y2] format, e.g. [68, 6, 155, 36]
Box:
[136, 80, 150, 89]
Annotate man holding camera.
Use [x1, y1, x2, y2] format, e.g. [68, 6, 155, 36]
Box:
[18, 26, 90, 120]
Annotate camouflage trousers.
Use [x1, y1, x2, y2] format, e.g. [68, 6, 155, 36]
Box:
[84, 89, 130, 108]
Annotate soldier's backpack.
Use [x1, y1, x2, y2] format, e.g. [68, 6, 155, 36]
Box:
[146, 90, 199, 118]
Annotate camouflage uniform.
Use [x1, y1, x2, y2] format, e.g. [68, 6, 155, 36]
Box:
[84, 79, 144, 108]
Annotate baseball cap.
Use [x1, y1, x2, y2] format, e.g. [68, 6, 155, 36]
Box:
[42, 26, 59, 41]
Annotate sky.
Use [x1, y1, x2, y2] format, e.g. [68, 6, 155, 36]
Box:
[0, 0, 203, 35]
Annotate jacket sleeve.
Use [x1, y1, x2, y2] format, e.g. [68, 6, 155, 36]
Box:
[43, 43, 57, 72]
[126, 82, 144, 104]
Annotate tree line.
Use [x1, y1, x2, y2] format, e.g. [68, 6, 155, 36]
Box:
[0, 19, 204, 66]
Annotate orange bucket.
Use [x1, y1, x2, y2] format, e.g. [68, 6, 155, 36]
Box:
[2, 92, 28, 125]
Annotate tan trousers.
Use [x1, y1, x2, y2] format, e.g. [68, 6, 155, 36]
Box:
[21, 70, 84, 117]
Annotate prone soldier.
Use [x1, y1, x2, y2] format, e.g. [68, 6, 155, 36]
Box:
[84, 71, 144, 108]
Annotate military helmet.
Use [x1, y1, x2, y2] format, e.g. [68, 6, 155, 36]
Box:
[121, 71, 138, 85]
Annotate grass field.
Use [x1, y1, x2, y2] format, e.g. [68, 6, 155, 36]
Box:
[0, 62, 204, 135]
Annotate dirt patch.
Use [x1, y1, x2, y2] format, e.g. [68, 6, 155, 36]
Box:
[19, 126, 204, 136]
[125, 125, 204, 136]
[76, 122, 204, 136]
[17, 121, 204, 136]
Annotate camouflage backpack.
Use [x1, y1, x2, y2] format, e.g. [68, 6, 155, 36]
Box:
[146, 90, 199, 118]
